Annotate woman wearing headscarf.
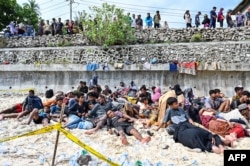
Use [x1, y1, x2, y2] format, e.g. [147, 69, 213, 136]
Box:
[152, 87, 161, 103]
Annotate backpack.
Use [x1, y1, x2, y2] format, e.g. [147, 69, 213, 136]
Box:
[45, 89, 54, 98]
[183, 14, 185, 20]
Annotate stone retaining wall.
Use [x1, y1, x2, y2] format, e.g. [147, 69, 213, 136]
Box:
[2, 27, 250, 48]
[1, 42, 250, 66]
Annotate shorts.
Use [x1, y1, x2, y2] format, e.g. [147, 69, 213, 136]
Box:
[116, 125, 134, 136]
[15, 103, 23, 113]
[33, 113, 49, 124]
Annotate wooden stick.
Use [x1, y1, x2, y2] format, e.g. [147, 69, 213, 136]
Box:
[51, 103, 65, 166]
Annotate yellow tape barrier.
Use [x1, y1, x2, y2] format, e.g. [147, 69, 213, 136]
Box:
[0, 124, 59, 142]
[0, 123, 120, 166]
[57, 127, 120, 166]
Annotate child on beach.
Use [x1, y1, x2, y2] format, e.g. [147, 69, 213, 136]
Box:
[155, 97, 194, 134]
[139, 97, 159, 128]
[50, 97, 67, 122]
[25, 106, 51, 126]
[107, 110, 151, 145]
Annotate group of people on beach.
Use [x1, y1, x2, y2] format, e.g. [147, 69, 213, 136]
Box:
[0, 81, 249, 153]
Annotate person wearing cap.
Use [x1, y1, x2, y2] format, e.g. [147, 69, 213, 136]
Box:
[232, 85, 244, 101]
[195, 11, 201, 28]
[231, 91, 250, 110]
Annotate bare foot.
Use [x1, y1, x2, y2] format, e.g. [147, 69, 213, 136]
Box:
[121, 137, 129, 145]
[85, 130, 96, 135]
[0, 115, 3, 121]
[212, 145, 221, 154]
[141, 136, 151, 143]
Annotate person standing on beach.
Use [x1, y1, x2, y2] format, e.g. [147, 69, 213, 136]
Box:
[16, 90, 43, 121]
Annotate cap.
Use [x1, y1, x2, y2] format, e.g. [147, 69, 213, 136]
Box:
[236, 85, 243, 88]
[238, 103, 248, 111]
[66, 90, 73, 94]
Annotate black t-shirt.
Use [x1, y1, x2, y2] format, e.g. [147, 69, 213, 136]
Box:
[67, 102, 88, 116]
[231, 99, 241, 110]
[139, 92, 153, 104]
[18, 29, 25, 35]
[78, 86, 88, 94]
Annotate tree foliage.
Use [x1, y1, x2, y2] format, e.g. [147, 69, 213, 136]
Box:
[0, 0, 40, 31]
[81, 3, 136, 46]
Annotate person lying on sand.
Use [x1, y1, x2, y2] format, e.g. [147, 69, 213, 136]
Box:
[84, 95, 112, 135]
[107, 110, 151, 145]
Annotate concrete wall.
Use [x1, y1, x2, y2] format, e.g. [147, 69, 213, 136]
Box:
[0, 64, 250, 97]
[1, 41, 250, 97]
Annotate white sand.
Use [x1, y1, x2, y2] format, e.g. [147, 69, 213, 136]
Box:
[0, 95, 249, 166]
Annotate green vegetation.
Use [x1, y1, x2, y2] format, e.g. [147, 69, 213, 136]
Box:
[190, 33, 202, 42]
[0, 37, 7, 48]
[80, 3, 136, 46]
[0, 0, 40, 31]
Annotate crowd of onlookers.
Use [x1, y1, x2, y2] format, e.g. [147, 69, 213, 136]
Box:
[3, 18, 82, 38]
[2, 6, 250, 38]
[185, 6, 250, 28]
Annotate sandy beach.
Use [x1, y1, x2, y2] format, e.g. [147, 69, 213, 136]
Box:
[0, 95, 250, 166]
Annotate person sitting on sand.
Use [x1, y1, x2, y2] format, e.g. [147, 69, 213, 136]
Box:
[84, 95, 112, 134]
[231, 91, 250, 110]
[25, 106, 51, 126]
[64, 93, 93, 129]
[232, 85, 244, 102]
[204, 90, 228, 114]
[50, 97, 66, 121]
[155, 97, 194, 134]
[138, 85, 153, 105]
[16, 90, 43, 121]
[107, 110, 151, 145]
[214, 88, 230, 112]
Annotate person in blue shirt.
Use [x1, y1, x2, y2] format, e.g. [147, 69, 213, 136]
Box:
[155, 97, 194, 134]
[210, 6, 217, 28]
[25, 106, 50, 126]
[50, 97, 65, 121]
[17, 90, 43, 121]
[145, 13, 153, 28]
